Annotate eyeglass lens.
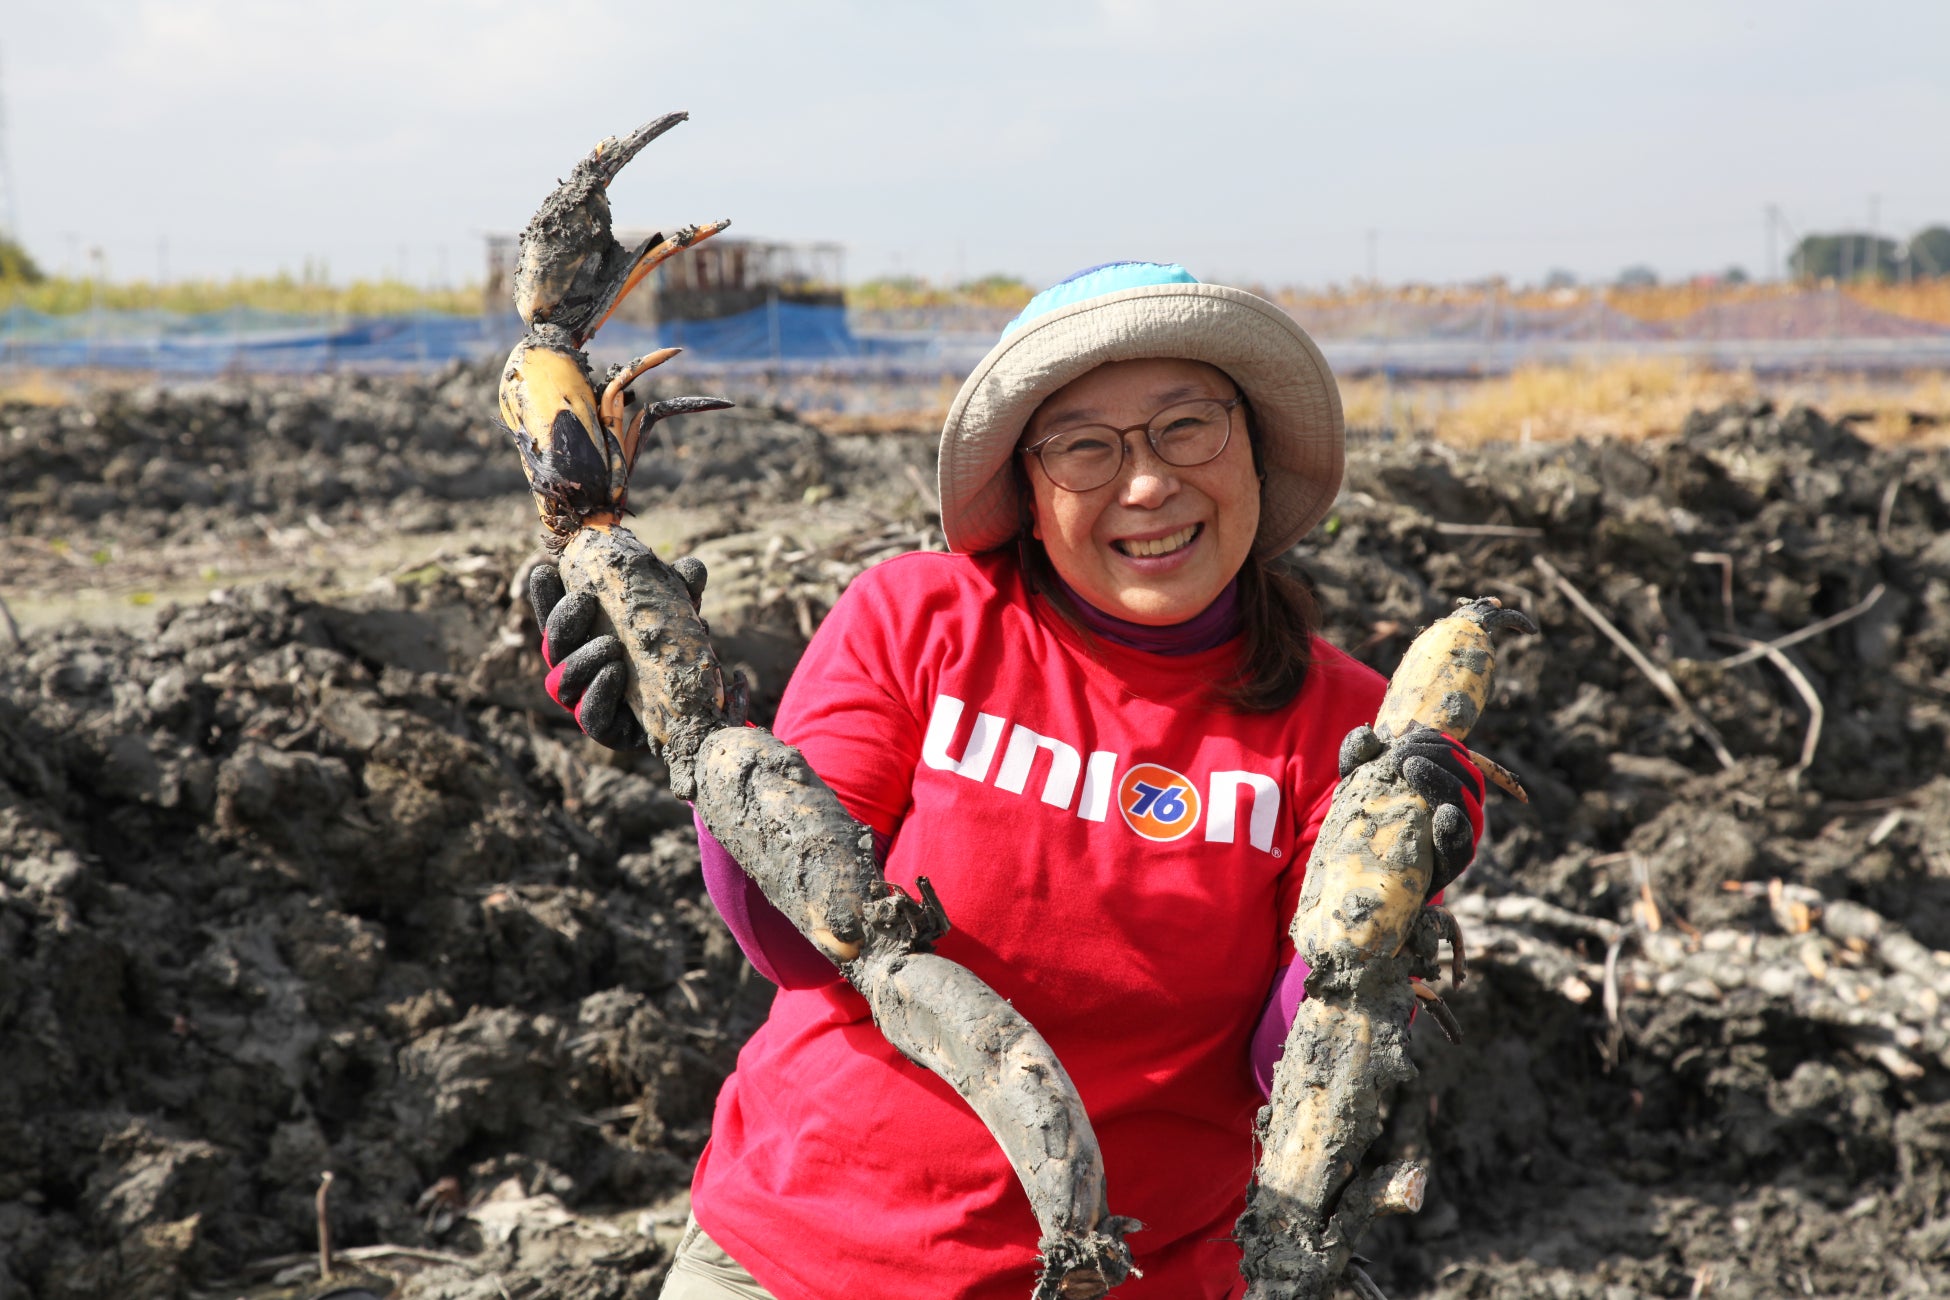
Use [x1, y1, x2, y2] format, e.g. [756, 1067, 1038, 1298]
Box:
[1034, 398, 1234, 492]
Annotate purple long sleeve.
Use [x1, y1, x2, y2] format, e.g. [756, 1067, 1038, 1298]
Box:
[1250, 958, 1310, 1097]
[694, 809, 845, 990]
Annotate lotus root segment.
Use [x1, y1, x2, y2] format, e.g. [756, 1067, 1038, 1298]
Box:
[1238, 596, 1535, 1298]
[1374, 597, 1536, 742]
[500, 119, 1137, 1296]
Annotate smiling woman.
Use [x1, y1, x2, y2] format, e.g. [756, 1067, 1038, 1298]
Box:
[538, 262, 1490, 1300]
[1018, 358, 1260, 627]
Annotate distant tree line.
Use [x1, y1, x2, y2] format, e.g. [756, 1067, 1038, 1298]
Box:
[0, 234, 43, 283]
[1790, 227, 1950, 282]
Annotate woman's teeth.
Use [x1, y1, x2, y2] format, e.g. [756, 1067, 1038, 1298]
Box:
[1117, 524, 1199, 558]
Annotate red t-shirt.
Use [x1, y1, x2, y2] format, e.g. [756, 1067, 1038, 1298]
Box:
[691, 551, 1386, 1299]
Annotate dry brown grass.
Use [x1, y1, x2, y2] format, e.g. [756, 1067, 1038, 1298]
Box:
[0, 275, 482, 317]
[1847, 282, 1950, 327]
[846, 276, 1035, 312]
[0, 368, 86, 405]
[1340, 360, 1950, 448]
[1811, 370, 1950, 444]
[1599, 280, 1950, 327]
[1279, 280, 1950, 329]
[1582, 282, 1786, 323]
[1274, 284, 1490, 313]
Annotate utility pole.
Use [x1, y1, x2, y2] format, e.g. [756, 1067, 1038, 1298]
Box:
[1365, 228, 1377, 286]
[1867, 194, 1881, 281]
[0, 43, 21, 242]
[1764, 204, 1779, 283]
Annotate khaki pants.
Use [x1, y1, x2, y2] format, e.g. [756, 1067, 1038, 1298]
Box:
[660, 1215, 777, 1299]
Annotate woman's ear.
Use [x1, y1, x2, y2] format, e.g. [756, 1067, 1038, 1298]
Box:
[1015, 472, 1042, 541]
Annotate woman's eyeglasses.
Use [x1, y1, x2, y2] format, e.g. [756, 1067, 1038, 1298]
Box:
[1021, 395, 1243, 493]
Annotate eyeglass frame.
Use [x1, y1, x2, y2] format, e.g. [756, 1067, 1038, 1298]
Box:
[1018, 393, 1247, 492]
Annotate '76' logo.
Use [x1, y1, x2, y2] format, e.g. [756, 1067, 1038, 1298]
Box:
[1118, 762, 1203, 842]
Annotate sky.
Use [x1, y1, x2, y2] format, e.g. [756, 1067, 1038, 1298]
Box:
[6, 0, 1949, 292]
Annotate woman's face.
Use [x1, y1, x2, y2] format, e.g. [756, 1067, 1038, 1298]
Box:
[1018, 357, 1260, 626]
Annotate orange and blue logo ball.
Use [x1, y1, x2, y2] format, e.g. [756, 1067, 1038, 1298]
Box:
[1117, 763, 1202, 842]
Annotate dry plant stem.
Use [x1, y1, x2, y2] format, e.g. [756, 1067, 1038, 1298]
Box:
[316, 1171, 334, 1281]
[242, 1244, 481, 1278]
[1714, 635, 1824, 779]
[1459, 894, 1623, 944]
[904, 461, 942, 513]
[1712, 583, 1886, 669]
[1412, 982, 1464, 1044]
[1689, 551, 1735, 631]
[554, 523, 1132, 1299]
[1533, 555, 1737, 770]
[1346, 1264, 1392, 1300]
[1601, 934, 1629, 1066]
[1431, 521, 1544, 539]
[1465, 748, 1528, 802]
[1878, 477, 1901, 543]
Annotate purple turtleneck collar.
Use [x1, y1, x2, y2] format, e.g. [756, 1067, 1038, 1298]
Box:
[1052, 573, 1243, 655]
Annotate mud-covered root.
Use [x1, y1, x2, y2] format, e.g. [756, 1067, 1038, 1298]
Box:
[1239, 596, 1537, 1298]
[1036, 1227, 1144, 1300]
[513, 111, 696, 338]
[554, 520, 1138, 1297]
[501, 338, 733, 539]
[1239, 1157, 1427, 1300]
[691, 724, 886, 962]
[849, 948, 1138, 1299]
[1288, 761, 1436, 966]
[1237, 951, 1420, 1299]
[557, 524, 730, 789]
[500, 327, 619, 536]
[1374, 596, 1537, 742]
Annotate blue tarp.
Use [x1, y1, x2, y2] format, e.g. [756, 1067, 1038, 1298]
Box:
[0, 308, 510, 373]
[0, 301, 912, 373]
[24, 295, 1942, 378]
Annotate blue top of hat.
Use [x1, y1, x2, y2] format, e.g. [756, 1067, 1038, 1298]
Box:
[1000, 261, 1199, 338]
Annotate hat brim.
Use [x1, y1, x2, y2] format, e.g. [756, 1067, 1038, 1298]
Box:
[938, 283, 1343, 558]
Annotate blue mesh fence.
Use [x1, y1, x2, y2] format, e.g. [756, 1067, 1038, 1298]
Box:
[5, 292, 1947, 378]
[0, 301, 936, 374]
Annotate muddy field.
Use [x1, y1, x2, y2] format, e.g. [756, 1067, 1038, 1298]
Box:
[2, 367, 1949, 1299]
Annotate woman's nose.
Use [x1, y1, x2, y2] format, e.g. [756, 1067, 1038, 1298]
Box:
[1117, 432, 1179, 506]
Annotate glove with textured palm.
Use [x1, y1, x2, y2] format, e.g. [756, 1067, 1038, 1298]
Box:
[527, 561, 659, 751]
[1391, 723, 1486, 897]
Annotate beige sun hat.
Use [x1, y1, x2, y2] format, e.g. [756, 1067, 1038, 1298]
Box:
[938, 262, 1344, 557]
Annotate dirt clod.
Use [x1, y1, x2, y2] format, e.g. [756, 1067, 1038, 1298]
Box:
[3, 382, 1949, 1297]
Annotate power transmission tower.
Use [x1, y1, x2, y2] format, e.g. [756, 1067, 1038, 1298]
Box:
[1766, 205, 1800, 282]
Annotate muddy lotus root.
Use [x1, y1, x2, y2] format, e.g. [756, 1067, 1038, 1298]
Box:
[497, 116, 1137, 1298]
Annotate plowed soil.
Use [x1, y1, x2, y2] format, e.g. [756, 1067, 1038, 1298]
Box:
[2, 368, 1948, 1299]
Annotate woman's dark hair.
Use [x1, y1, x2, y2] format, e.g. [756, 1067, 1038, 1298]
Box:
[1011, 398, 1321, 713]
